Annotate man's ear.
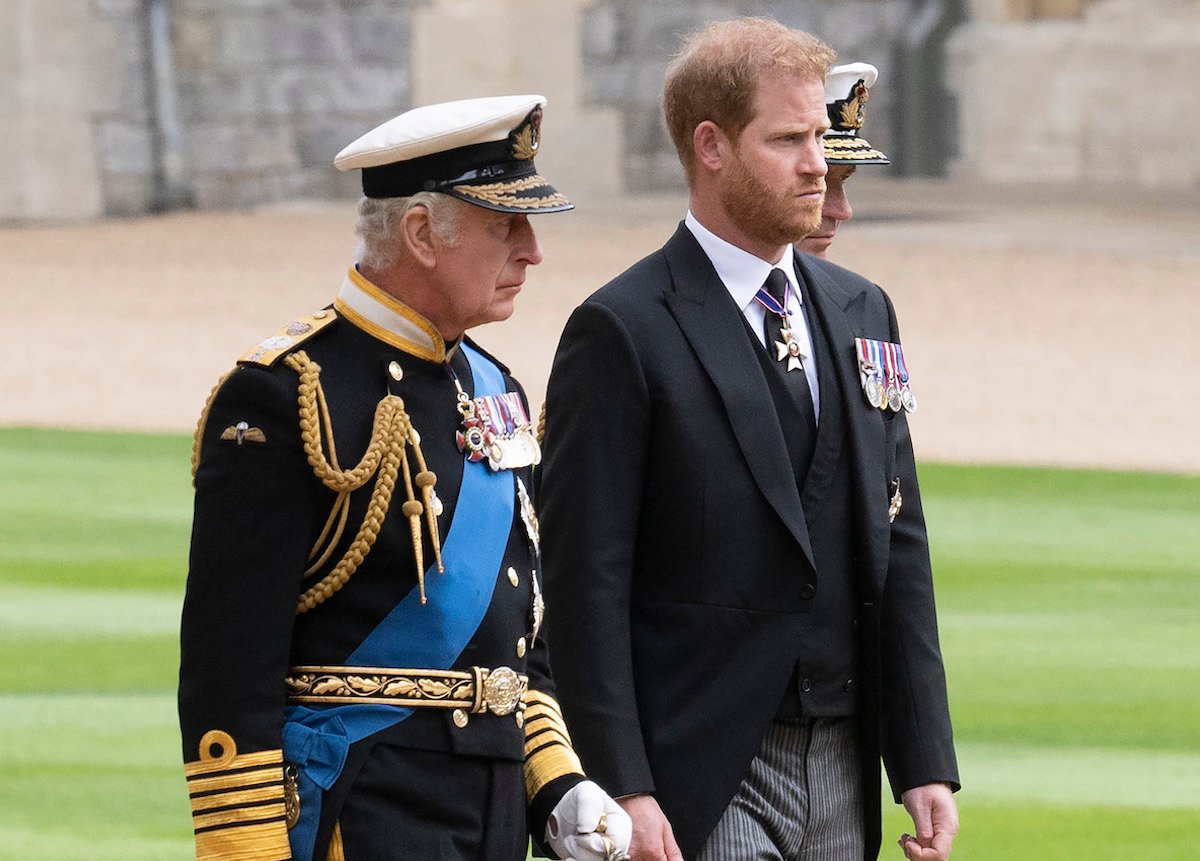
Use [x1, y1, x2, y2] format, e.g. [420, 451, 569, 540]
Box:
[401, 204, 437, 268]
[693, 121, 727, 173]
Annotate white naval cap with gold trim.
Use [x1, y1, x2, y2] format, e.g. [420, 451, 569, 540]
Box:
[334, 94, 573, 213]
[823, 63, 890, 165]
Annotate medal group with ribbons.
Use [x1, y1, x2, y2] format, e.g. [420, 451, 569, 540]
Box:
[855, 337, 916, 413]
[456, 388, 543, 472]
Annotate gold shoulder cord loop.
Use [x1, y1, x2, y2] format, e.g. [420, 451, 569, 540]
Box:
[284, 352, 443, 612]
[191, 370, 235, 483]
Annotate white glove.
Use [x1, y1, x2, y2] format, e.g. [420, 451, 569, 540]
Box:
[545, 780, 633, 861]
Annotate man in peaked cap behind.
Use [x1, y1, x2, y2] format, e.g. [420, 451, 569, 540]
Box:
[179, 95, 632, 861]
[799, 62, 891, 258]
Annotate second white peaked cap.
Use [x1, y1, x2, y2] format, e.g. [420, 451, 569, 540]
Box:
[334, 94, 572, 213]
[823, 63, 889, 165]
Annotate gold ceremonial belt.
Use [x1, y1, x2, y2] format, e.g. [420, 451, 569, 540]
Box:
[284, 665, 528, 716]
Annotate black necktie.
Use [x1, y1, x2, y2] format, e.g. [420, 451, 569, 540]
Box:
[762, 269, 817, 441]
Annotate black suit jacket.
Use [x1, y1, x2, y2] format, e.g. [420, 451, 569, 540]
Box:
[539, 225, 959, 860]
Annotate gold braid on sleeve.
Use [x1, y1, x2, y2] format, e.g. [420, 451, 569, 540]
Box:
[191, 369, 235, 484]
[284, 351, 443, 612]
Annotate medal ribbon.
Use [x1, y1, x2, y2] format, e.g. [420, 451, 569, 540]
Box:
[856, 337, 870, 368]
[282, 342, 515, 861]
[894, 343, 910, 385]
[753, 284, 790, 319]
[477, 391, 529, 439]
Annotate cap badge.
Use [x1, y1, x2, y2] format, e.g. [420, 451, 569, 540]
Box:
[510, 106, 542, 160]
[839, 81, 869, 131]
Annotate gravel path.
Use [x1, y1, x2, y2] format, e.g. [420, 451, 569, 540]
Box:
[2, 179, 1196, 473]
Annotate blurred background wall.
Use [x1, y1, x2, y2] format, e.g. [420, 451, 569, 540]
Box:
[2, 0, 1197, 222]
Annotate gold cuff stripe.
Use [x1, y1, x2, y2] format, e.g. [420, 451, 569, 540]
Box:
[193, 800, 288, 832]
[187, 768, 284, 794]
[193, 818, 291, 861]
[524, 727, 573, 757]
[523, 714, 570, 739]
[190, 784, 284, 812]
[524, 745, 584, 799]
[524, 689, 564, 715]
[523, 704, 568, 730]
[186, 748, 283, 778]
[523, 698, 565, 721]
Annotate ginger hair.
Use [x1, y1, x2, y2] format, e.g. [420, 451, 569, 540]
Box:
[663, 17, 836, 184]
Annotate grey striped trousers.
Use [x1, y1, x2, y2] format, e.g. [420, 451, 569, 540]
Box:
[695, 718, 864, 861]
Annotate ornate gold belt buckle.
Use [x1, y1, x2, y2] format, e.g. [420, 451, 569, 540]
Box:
[481, 666, 524, 715]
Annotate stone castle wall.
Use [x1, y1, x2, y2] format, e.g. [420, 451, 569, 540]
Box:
[949, 0, 1200, 191]
[2, 0, 1196, 221]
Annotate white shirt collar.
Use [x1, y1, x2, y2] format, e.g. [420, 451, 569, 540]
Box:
[334, 267, 450, 363]
[684, 211, 802, 312]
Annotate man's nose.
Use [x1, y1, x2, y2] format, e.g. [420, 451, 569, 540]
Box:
[824, 179, 852, 223]
[513, 217, 544, 266]
[800, 138, 829, 179]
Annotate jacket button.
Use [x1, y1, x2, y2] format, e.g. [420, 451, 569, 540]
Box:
[800, 678, 812, 693]
[800, 583, 816, 600]
[452, 709, 468, 728]
[516, 637, 527, 658]
[843, 678, 854, 692]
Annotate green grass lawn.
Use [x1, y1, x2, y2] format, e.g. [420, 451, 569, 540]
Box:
[1, 427, 1198, 859]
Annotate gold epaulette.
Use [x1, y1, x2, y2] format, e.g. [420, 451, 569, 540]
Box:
[523, 690, 584, 800]
[239, 309, 338, 367]
[184, 730, 292, 860]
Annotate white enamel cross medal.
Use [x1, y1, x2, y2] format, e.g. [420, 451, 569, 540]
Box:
[755, 275, 806, 373]
[774, 326, 807, 372]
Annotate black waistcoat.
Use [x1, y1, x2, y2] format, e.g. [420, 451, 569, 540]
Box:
[747, 273, 859, 717]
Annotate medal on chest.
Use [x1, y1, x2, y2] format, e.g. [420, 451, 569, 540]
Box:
[516, 477, 540, 556]
[855, 337, 916, 413]
[454, 381, 543, 471]
[529, 567, 545, 648]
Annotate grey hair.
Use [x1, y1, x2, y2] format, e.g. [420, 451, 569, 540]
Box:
[354, 192, 467, 270]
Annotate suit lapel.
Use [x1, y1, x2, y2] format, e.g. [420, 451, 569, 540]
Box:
[796, 252, 890, 591]
[662, 226, 815, 569]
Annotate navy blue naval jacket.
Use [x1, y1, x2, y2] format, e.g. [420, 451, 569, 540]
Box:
[179, 270, 584, 860]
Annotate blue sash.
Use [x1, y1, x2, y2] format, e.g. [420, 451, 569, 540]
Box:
[284, 343, 515, 860]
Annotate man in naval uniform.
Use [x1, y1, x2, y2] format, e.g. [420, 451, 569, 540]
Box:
[799, 63, 891, 259]
[179, 95, 632, 861]
[539, 19, 959, 861]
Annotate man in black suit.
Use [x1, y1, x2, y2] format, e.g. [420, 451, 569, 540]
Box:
[540, 18, 959, 861]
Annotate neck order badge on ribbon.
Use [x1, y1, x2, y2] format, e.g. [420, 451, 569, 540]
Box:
[755, 281, 807, 372]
